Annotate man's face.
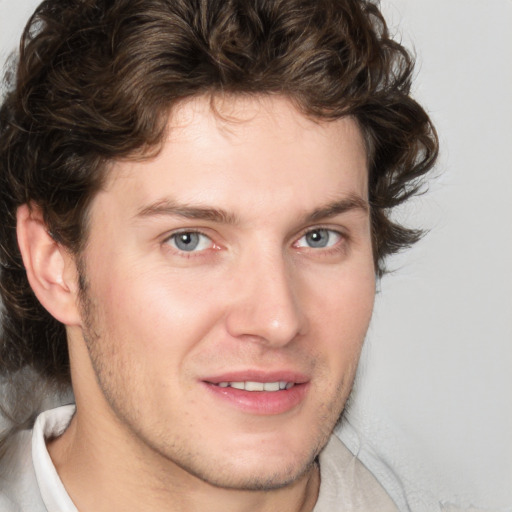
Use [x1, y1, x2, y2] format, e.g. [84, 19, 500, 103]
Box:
[70, 95, 375, 490]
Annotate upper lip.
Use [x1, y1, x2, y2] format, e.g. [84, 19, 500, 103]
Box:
[202, 370, 309, 384]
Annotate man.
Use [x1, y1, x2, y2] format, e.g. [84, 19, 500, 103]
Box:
[0, 0, 437, 510]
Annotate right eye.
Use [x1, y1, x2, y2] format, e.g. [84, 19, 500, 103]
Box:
[165, 231, 214, 253]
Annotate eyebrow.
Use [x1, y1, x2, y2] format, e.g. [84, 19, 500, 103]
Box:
[135, 199, 238, 224]
[135, 194, 368, 225]
[304, 195, 369, 223]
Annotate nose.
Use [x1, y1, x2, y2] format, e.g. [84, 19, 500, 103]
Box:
[224, 250, 308, 347]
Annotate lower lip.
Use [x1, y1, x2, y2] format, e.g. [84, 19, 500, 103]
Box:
[203, 382, 309, 415]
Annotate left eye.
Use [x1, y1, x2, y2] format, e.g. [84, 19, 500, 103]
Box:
[296, 228, 342, 249]
[166, 232, 213, 252]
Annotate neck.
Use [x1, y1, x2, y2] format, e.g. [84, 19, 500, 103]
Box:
[47, 406, 320, 512]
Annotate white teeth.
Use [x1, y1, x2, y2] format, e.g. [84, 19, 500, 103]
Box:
[245, 381, 264, 391]
[215, 381, 295, 391]
[263, 382, 280, 392]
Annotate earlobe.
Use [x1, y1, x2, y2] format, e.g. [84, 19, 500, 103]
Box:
[16, 204, 82, 326]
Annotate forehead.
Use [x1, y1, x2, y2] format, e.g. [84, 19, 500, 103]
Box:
[98, 95, 368, 221]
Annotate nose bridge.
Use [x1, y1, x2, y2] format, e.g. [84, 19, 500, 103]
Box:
[225, 243, 307, 346]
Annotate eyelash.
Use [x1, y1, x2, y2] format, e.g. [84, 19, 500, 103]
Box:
[163, 230, 217, 257]
[295, 227, 343, 247]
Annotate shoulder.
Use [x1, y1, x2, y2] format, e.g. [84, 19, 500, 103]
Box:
[314, 435, 399, 512]
[0, 428, 46, 512]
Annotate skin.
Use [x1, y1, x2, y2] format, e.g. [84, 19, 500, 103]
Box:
[42, 95, 375, 512]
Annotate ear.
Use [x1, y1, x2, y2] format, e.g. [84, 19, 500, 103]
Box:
[16, 204, 82, 326]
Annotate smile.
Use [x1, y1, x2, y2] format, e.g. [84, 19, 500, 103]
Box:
[215, 381, 295, 391]
[204, 377, 308, 415]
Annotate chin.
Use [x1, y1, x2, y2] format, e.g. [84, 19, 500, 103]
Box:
[190, 451, 319, 492]
[165, 430, 325, 492]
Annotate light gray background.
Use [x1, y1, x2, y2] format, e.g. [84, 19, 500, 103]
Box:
[1, 1, 511, 511]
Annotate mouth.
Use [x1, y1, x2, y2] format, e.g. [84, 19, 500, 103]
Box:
[202, 373, 309, 415]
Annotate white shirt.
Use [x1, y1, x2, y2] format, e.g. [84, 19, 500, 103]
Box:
[0, 405, 398, 511]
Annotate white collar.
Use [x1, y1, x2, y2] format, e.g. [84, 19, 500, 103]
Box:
[32, 405, 78, 512]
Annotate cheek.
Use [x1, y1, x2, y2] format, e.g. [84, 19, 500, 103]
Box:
[90, 259, 225, 358]
[308, 262, 375, 329]
[305, 263, 375, 369]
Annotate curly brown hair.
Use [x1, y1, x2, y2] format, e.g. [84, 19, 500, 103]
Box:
[0, 0, 437, 391]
